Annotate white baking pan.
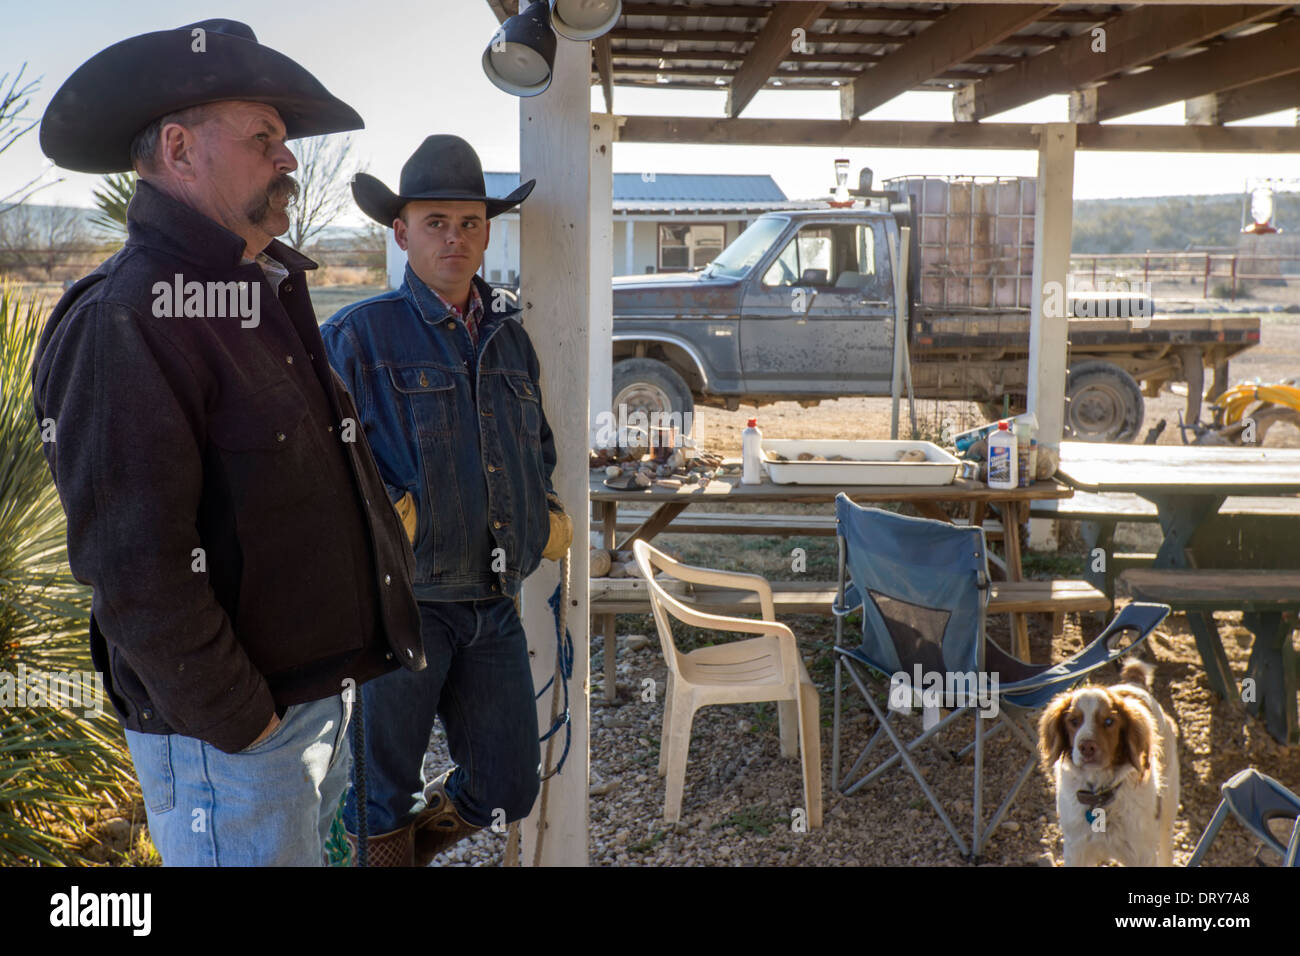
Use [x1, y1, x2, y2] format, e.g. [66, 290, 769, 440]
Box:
[761, 439, 960, 486]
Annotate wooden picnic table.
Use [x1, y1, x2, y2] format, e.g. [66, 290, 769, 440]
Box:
[589, 468, 1073, 693]
[1058, 441, 1300, 743]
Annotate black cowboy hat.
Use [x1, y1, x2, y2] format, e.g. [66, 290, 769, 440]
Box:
[40, 19, 363, 174]
[352, 135, 535, 226]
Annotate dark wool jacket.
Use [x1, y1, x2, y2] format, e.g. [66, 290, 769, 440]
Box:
[31, 181, 425, 754]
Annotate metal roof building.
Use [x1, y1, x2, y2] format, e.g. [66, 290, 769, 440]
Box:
[388, 171, 822, 286]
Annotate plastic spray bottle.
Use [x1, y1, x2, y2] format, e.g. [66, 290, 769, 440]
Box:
[742, 418, 763, 485]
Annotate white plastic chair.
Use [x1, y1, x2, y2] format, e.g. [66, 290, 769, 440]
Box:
[631, 539, 823, 827]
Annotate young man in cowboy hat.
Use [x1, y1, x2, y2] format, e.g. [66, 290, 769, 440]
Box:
[322, 135, 572, 866]
[32, 20, 425, 866]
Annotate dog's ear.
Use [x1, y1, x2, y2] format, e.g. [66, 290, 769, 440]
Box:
[1038, 693, 1071, 771]
[1116, 695, 1157, 781]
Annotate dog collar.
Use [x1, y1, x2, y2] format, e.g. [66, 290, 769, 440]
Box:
[1078, 782, 1121, 823]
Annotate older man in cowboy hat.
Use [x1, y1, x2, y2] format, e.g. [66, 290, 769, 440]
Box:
[32, 20, 425, 866]
[321, 135, 572, 866]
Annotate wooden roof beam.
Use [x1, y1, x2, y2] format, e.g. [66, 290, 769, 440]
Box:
[726, 2, 828, 118]
[595, 34, 614, 112]
[1185, 70, 1300, 123]
[619, 3, 1108, 25]
[486, 0, 515, 25]
[616, 115, 1300, 153]
[613, 48, 1025, 66]
[844, 4, 1056, 119]
[613, 26, 1068, 49]
[955, 4, 1286, 121]
[1073, 16, 1300, 122]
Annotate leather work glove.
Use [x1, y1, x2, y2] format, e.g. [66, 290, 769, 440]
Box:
[543, 510, 573, 561]
[394, 492, 417, 545]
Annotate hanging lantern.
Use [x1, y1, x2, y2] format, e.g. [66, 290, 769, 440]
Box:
[1242, 185, 1280, 234]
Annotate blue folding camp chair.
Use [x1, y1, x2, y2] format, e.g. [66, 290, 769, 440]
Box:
[1188, 769, 1300, 867]
[830, 494, 1170, 861]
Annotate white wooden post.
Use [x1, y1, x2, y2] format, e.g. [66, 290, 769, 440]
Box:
[516, 34, 591, 867]
[590, 115, 614, 445]
[386, 229, 404, 290]
[1027, 123, 1076, 450]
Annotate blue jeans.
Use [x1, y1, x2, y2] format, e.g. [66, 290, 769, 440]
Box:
[343, 598, 540, 834]
[124, 693, 353, 866]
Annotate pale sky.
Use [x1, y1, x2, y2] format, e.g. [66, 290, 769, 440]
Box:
[4, 0, 1298, 224]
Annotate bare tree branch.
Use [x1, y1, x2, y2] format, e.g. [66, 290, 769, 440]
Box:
[287, 134, 358, 251]
[0, 64, 59, 214]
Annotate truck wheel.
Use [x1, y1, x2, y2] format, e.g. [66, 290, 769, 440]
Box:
[1065, 360, 1145, 443]
[611, 358, 695, 447]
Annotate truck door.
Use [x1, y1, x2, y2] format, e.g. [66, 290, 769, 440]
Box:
[739, 219, 894, 394]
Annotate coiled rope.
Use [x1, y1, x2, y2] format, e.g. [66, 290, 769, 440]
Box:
[531, 553, 574, 866]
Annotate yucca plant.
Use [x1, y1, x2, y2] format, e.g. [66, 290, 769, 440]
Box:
[0, 281, 133, 865]
[89, 172, 135, 241]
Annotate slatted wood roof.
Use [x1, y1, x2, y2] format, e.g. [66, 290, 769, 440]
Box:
[485, 1, 1300, 129]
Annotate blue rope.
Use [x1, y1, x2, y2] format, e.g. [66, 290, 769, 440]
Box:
[536, 582, 573, 779]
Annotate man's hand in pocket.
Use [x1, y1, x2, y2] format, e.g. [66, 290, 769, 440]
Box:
[248, 712, 280, 748]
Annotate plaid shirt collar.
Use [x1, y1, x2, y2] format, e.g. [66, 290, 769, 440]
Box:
[432, 284, 484, 343]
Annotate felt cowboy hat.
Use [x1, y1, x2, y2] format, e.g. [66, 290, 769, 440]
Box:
[352, 135, 535, 226]
[40, 19, 363, 174]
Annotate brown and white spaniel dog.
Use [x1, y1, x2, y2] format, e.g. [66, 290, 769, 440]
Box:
[1038, 661, 1180, 866]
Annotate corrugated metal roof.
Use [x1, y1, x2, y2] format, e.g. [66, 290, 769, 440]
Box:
[613, 199, 823, 215]
[613, 172, 786, 201]
[484, 172, 786, 203]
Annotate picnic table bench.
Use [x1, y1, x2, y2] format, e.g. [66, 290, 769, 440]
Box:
[592, 575, 1109, 622]
[1059, 442, 1300, 745]
[607, 508, 1011, 542]
[1029, 491, 1300, 598]
[1121, 570, 1300, 745]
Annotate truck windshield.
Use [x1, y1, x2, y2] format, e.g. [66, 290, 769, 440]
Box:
[702, 217, 789, 279]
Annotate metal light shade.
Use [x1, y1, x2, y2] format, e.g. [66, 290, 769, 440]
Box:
[1243, 186, 1280, 234]
[549, 0, 622, 40]
[1251, 187, 1275, 228]
[482, 1, 557, 97]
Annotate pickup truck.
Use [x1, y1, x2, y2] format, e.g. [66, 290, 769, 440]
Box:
[609, 191, 1261, 443]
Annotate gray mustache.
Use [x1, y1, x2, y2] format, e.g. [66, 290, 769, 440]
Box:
[269, 174, 300, 205]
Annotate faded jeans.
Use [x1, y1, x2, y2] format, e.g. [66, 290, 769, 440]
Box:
[124, 692, 353, 866]
[343, 597, 540, 835]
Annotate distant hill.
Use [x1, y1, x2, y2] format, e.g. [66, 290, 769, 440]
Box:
[8, 192, 1299, 259]
[1072, 191, 1300, 254]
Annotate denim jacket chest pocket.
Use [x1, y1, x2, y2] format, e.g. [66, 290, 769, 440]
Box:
[499, 372, 542, 448]
[387, 365, 459, 440]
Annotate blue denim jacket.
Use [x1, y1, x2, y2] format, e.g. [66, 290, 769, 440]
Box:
[321, 267, 558, 601]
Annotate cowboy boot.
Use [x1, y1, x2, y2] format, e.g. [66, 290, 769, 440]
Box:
[345, 823, 415, 867]
[412, 771, 483, 866]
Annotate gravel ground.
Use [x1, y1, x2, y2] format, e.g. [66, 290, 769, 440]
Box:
[420, 598, 1298, 868]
